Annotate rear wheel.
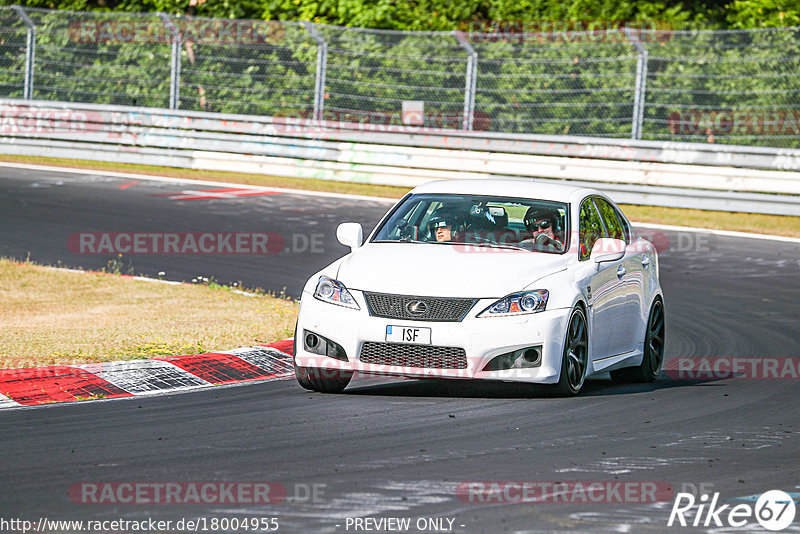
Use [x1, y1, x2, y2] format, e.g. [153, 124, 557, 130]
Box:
[611, 298, 665, 383]
[554, 306, 589, 396]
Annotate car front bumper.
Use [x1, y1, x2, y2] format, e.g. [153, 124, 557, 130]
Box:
[294, 290, 572, 384]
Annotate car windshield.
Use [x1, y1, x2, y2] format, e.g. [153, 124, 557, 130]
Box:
[372, 193, 569, 253]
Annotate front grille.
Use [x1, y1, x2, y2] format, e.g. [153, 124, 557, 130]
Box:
[359, 342, 468, 369]
[363, 292, 476, 322]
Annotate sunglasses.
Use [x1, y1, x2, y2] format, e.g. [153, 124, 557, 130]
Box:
[526, 220, 551, 230]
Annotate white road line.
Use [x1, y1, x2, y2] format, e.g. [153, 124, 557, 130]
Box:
[634, 222, 800, 244]
[0, 161, 398, 203]
[2, 161, 798, 241]
[37, 266, 266, 296]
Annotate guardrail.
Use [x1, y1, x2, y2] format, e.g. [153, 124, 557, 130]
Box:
[4, 7, 800, 147]
[2, 98, 800, 215]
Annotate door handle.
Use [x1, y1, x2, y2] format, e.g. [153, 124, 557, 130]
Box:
[617, 265, 626, 278]
[642, 255, 650, 269]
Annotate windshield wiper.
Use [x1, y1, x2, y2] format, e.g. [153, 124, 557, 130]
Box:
[375, 238, 426, 244]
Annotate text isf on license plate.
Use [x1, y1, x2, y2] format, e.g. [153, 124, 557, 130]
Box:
[386, 325, 432, 344]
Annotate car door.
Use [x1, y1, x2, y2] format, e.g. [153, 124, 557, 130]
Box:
[577, 196, 627, 362]
[593, 197, 643, 355]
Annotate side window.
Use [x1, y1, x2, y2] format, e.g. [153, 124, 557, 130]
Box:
[578, 198, 604, 261]
[593, 198, 625, 242]
[615, 206, 632, 243]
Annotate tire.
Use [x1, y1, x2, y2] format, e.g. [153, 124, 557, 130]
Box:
[294, 363, 316, 391]
[553, 306, 589, 396]
[296, 366, 353, 393]
[610, 298, 665, 383]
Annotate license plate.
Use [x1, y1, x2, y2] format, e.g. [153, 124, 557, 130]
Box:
[385, 325, 431, 345]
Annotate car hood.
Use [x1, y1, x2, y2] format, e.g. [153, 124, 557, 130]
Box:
[336, 242, 567, 298]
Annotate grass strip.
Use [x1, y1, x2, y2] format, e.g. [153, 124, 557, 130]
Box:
[0, 258, 298, 369]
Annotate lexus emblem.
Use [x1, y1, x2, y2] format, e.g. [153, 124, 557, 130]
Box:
[406, 300, 429, 316]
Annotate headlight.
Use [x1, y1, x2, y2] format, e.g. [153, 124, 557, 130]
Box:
[314, 276, 360, 309]
[477, 290, 549, 317]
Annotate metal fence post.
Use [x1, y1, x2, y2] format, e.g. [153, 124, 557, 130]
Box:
[453, 30, 477, 131]
[12, 5, 35, 100]
[158, 13, 181, 110]
[627, 28, 649, 140]
[304, 22, 328, 121]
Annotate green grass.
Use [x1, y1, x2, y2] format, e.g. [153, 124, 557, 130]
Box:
[0, 258, 298, 369]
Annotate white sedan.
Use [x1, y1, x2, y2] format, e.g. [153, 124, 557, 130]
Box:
[294, 179, 665, 395]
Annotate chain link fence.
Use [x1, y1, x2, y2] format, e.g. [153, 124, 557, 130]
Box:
[0, 7, 27, 98]
[2, 7, 800, 147]
[316, 26, 472, 129]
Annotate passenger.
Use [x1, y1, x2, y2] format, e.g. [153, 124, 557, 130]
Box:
[520, 206, 564, 251]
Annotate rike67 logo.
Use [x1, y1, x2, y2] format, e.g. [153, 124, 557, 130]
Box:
[668, 490, 796, 531]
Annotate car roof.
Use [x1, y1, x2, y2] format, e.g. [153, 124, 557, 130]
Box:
[409, 179, 600, 203]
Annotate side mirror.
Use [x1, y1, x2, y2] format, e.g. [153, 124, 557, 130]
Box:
[336, 222, 363, 251]
[591, 238, 626, 264]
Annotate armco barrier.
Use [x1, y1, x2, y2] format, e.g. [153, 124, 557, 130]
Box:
[2, 99, 800, 215]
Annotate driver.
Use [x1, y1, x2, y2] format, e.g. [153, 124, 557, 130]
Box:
[427, 207, 466, 243]
[521, 206, 563, 250]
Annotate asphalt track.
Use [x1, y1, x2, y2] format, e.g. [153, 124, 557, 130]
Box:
[1, 165, 800, 533]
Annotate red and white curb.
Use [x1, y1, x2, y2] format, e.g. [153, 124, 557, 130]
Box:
[0, 340, 295, 409]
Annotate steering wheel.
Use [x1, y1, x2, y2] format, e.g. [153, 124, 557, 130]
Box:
[534, 233, 564, 251]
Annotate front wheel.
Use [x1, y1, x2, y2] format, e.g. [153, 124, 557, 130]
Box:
[294, 365, 352, 393]
[553, 306, 589, 396]
[292, 328, 352, 393]
[611, 298, 665, 383]
[294, 363, 316, 391]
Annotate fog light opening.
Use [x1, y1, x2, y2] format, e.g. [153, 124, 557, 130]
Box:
[482, 345, 543, 372]
[521, 348, 541, 365]
[326, 340, 347, 361]
[303, 330, 348, 361]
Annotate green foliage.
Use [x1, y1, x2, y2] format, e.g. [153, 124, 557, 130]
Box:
[261, 0, 484, 31]
[726, 0, 800, 28]
[3, 0, 799, 30]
